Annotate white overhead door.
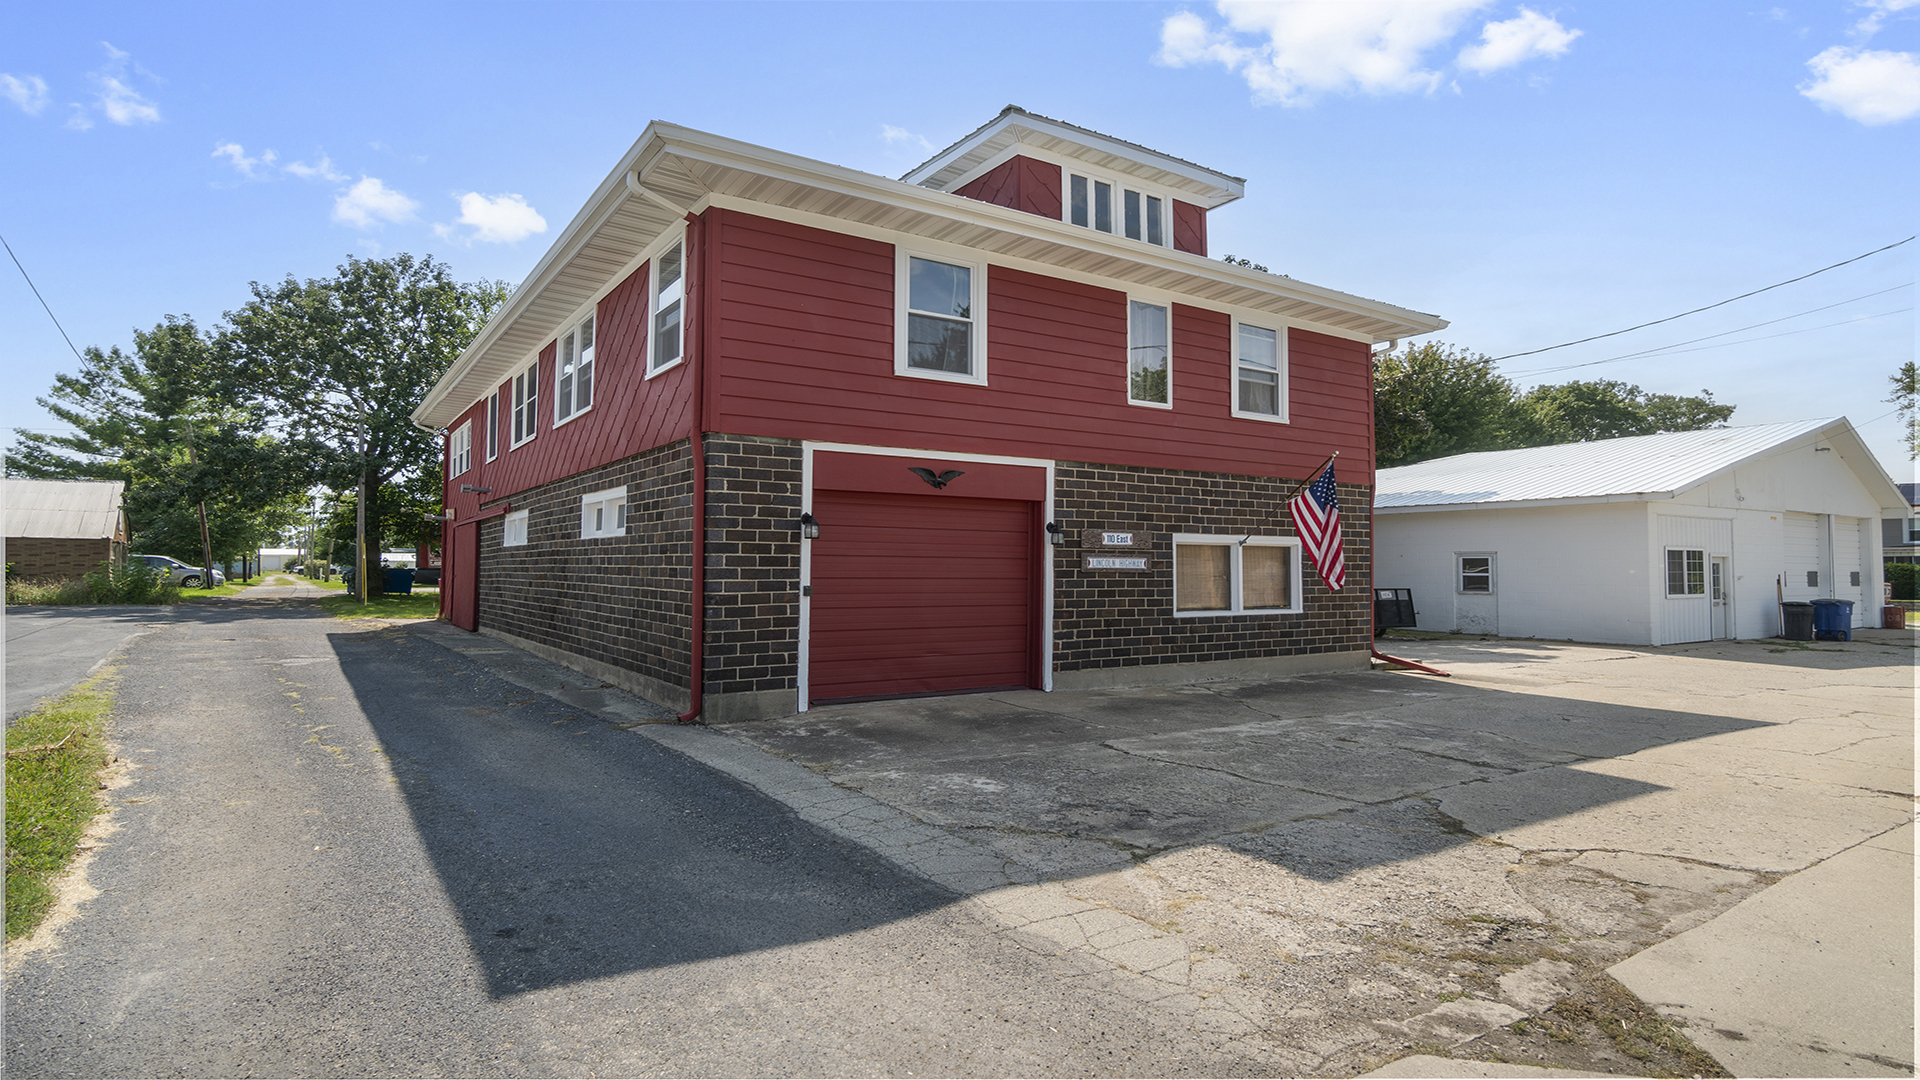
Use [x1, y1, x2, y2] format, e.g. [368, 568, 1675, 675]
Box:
[1782, 512, 1821, 602]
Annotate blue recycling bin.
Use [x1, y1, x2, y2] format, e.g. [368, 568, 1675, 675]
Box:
[1810, 598, 1853, 641]
[382, 567, 415, 595]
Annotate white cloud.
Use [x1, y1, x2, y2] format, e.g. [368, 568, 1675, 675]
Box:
[881, 124, 936, 153]
[1851, 0, 1919, 37]
[2, 74, 49, 115]
[445, 191, 547, 244]
[64, 105, 93, 131]
[1801, 45, 1920, 123]
[332, 176, 419, 229]
[1157, 1, 1468, 104]
[285, 154, 348, 182]
[212, 141, 277, 177]
[95, 75, 160, 124]
[1458, 8, 1581, 73]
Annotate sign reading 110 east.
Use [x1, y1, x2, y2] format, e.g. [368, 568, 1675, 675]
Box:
[1080, 527, 1154, 572]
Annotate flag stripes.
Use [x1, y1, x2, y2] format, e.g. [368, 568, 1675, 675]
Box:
[1288, 462, 1345, 591]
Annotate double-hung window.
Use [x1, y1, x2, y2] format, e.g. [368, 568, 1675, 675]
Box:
[1067, 171, 1168, 247]
[1665, 549, 1706, 596]
[449, 421, 471, 478]
[1232, 322, 1287, 421]
[1173, 535, 1301, 615]
[648, 240, 685, 376]
[1459, 554, 1495, 594]
[484, 392, 499, 461]
[580, 487, 627, 540]
[1127, 299, 1170, 407]
[556, 314, 594, 423]
[895, 250, 985, 384]
[510, 362, 539, 447]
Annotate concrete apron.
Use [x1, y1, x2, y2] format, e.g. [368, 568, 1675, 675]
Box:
[410, 622, 1916, 1077]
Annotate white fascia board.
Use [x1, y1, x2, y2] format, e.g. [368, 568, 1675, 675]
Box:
[1376, 491, 1681, 514]
[902, 109, 1245, 208]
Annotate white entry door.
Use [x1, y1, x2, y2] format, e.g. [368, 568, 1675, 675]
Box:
[1711, 557, 1730, 639]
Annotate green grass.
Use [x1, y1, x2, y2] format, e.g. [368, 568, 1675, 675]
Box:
[319, 591, 440, 619]
[6, 670, 117, 941]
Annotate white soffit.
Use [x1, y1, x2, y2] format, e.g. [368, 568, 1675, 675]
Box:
[413, 122, 1443, 430]
[1371, 418, 1907, 511]
[901, 106, 1246, 209]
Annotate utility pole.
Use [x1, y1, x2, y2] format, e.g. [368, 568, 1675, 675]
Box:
[356, 474, 368, 604]
[184, 421, 215, 589]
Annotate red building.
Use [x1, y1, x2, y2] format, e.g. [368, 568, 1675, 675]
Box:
[412, 107, 1446, 721]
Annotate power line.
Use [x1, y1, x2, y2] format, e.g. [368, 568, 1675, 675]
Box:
[1, 231, 86, 365]
[1511, 306, 1911, 378]
[1488, 235, 1915, 362]
[1504, 282, 1914, 376]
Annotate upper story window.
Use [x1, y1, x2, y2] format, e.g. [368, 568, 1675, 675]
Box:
[556, 314, 594, 423]
[1232, 321, 1287, 422]
[649, 241, 685, 376]
[510, 361, 539, 447]
[450, 421, 471, 478]
[1908, 517, 1920, 543]
[1127, 299, 1170, 407]
[895, 249, 986, 385]
[484, 392, 499, 461]
[1067, 170, 1171, 248]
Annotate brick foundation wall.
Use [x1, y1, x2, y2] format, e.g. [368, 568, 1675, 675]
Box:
[5, 537, 117, 579]
[476, 440, 695, 697]
[1052, 462, 1372, 674]
[701, 435, 803, 705]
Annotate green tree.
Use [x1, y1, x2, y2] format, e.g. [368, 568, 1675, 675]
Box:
[224, 254, 506, 599]
[1889, 361, 1918, 459]
[1516, 379, 1734, 444]
[5, 318, 307, 579]
[1372, 343, 1533, 468]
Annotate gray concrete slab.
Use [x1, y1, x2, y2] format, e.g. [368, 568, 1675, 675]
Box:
[1610, 824, 1915, 1077]
[5, 605, 171, 720]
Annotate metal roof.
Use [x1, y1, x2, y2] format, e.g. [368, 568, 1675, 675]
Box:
[1374, 419, 1856, 511]
[5, 479, 127, 540]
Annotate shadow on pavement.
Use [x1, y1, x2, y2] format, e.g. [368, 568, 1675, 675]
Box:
[324, 622, 956, 998]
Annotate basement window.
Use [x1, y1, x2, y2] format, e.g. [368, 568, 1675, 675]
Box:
[580, 487, 628, 540]
[503, 509, 529, 548]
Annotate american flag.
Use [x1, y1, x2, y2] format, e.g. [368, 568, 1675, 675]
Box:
[1288, 462, 1345, 591]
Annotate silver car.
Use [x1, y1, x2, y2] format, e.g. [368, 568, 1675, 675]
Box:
[130, 554, 225, 588]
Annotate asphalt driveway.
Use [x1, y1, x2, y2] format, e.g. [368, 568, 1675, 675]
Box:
[5, 605, 170, 720]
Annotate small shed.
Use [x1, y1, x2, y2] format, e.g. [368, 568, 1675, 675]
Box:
[4, 479, 131, 580]
[1374, 419, 1907, 645]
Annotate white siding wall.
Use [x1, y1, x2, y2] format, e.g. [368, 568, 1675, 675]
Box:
[1374, 502, 1652, 644]
[1654, 515, 1734, 645]
[1835, 516, 1863, 612]
[1782, 512, 1822, 602]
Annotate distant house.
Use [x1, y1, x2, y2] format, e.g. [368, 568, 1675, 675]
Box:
[1374, 419, 1907, 645]
[1883, 483, 1918, 566]
[4, 479, 131, 579]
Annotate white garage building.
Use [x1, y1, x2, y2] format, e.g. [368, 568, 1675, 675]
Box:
[1374, 418, 1907, 645]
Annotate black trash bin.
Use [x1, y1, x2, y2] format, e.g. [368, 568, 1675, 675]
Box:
[382, 567, 415, 595]
[1810, 598, 1853, 641]
[1780, 601, 1815, 641]
[1373, 588, 1417, 635]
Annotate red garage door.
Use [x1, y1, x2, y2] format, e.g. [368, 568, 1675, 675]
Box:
[809, 489, 1038, 703]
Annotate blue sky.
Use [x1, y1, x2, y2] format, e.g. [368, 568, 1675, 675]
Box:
[5, 1, 1915, 483]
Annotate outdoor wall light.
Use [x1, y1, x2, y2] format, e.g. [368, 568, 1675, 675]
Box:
[460, 484, 493, 494]
[1046, 521, 1066, 546]
[799, 512, 821, 540]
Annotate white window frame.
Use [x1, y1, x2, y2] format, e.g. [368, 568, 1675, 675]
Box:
[1125, 295, 1173, 409]
[1664, 548, 1707, 597]
[894, 247, 988, 386]
[1172, 534, 1304, 617]
[484, 392, 499, 462]
[1458, 553, 1495, 595]
[580, 486, 628, 540]
[1229, 318, 1289, 423]
[1064, 167, 1174, 248]
[509, 360, 540, 449]
[449, 421, 471, 478]
[646, 235, 687, 378]
[502, 509, 529, 548]
[554, 313, 595, 426]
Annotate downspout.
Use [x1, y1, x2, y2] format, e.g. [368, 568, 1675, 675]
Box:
[677, 207, 707, 723]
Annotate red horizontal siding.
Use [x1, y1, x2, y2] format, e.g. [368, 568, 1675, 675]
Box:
[710, 206, 1373, 484]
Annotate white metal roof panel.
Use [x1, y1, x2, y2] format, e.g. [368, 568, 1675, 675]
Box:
[1374, 419, 1838, 510]
[4, 479, 127, 539]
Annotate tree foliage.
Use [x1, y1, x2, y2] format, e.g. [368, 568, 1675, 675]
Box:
[224, 254, 506, 593]
[1889, 361, 1918, 459]
[1373, 342, 1736, 468]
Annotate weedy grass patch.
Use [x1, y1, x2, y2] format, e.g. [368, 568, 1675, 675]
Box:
[5, 561, 181, 607]
[5, 671, 118, 941]
[320, 591, 439, 620]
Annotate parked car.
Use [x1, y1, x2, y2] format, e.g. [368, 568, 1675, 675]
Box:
[130, 554, 225, 588]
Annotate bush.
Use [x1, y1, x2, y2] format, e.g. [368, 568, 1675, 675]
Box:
[3, 561, 181, 606]
[1887, 562, 1918, 601]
